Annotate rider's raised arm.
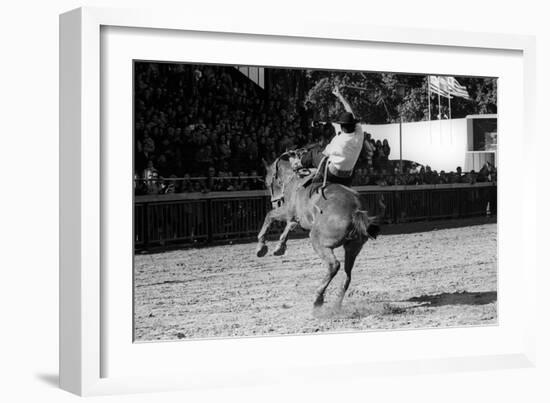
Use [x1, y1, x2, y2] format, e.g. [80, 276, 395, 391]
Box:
[332, 86, 355, 118]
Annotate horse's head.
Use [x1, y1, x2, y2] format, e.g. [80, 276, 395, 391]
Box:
[263, 151, 297, 206]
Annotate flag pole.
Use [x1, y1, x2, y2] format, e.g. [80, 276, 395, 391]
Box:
[438, 83, 441, 120]
[428, 76, 432, 143]
[448, 88, 453, 143]
[399, 115, 403, 174]
[438, 77, 442, 143]
[427, 76, 431, 121]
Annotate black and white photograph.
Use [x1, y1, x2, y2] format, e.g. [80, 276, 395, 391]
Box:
[133, 62, 498, 341]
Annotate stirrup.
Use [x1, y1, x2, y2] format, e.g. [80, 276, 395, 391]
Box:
[316, 156, 329, 199]
[312, 156, 328, 182]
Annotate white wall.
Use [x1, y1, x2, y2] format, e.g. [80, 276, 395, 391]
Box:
[363, 119, 468, 172]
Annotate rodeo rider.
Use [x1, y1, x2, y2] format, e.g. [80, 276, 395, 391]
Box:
[294, 86, 363, 187]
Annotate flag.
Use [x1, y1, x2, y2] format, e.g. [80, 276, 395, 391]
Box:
[429, 76, 471, 100]
[429, 76, 452, 98]
[446, 77, 470, 99]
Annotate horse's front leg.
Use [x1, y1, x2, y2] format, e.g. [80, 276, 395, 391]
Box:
[273, 221, 298, 256]
[256, 207, 287, 257]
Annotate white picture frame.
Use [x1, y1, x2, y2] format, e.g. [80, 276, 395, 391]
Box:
[59, 6, 537, 396]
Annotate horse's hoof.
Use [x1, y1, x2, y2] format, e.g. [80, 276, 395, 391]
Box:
[273, 243, 286, 256]
[256, 244, 268, 257]
[313, 296, 324, 307]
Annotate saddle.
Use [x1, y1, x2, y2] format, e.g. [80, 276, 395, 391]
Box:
[287, 147, 329, 198]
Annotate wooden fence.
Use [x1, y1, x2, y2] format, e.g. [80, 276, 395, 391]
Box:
[134, 182, 497, 249]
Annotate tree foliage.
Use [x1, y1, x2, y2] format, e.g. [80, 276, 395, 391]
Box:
[301, 70, 497, 123]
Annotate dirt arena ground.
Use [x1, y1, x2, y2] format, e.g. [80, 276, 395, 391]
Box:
[134, 223, 497, 341]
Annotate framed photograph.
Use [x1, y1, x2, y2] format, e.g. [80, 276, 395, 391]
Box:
[60, 7, 537, 396]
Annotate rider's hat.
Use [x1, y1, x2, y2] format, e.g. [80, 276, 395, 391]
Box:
[338, 112, 357, 125]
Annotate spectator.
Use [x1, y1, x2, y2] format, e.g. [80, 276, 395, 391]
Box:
[205, 166, 217, 192]
[362, 132, 375, 173]
[438, 170, 448, 184]
[456, 166, 464, 183]
[424, 166, 436, 184]
[466, 170, 478, 184]
[142, 160, 158, 186]
[373, 140, 383, 170]
[164, 174, 178, 194]
[382, 139, 391, 161]
[146, 171, 162, 194]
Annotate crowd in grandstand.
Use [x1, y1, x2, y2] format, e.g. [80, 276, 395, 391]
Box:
[134, 63, 315, 180]
[352, 164, 496, 187]
[134, 63, 496, 195]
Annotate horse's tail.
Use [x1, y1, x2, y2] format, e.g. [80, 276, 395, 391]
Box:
[350, 210, 380, 240]
[349, 196, 386, 240]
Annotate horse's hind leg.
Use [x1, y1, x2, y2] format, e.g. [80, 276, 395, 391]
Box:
[311, 233, 340, 307]
[273, 221, 297, 256]
[335, 240, 364, 309]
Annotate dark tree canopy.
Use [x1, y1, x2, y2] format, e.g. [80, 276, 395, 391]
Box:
[291, 70, 497, 124]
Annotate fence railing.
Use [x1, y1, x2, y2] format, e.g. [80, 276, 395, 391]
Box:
[134, 172, 495, 195]
[134, 182, 497, 249]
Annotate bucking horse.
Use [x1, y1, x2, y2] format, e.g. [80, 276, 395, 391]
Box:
[256, 150, 385, 309]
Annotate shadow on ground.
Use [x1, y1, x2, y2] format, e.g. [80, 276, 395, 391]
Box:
[326, 290, 497, 320]
[35, 373, 59, 387]
[406, 291, 497, 307]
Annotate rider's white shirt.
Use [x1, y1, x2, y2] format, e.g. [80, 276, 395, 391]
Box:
[322, 123, 363, 172]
